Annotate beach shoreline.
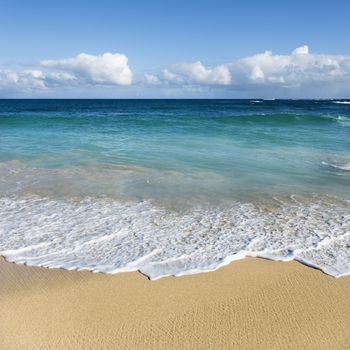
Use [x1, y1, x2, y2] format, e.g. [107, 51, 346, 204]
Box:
[1, 256, 349, 349]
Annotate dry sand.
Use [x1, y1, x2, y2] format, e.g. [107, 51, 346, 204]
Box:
[0, 256, 349, 350]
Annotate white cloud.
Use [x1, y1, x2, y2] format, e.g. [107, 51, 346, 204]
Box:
[292, 45, 309, 55]
[230, 46, 350, 91]
[162, 69, 183, 83]
[0, 52, 133, 96]
[141, 46, 350, 97]
[159, 61, 231, 85]
[142, 73, 161, 85]
[1, 46, 350, 97]
[40, 52, 132, 85]
[0, 70, 47, 93]
[249, 66, 265, 81]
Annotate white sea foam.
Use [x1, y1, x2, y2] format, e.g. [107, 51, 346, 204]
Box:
[336, 116, 350, 127]
[0, 195, 349, 279]
[333, 101, 350, 104]
[322, 161, 350, 171]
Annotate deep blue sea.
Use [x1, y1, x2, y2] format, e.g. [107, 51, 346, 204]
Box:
[0, 99, 349, 278]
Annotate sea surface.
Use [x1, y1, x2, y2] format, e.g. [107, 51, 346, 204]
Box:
[0, 99, 349, 279]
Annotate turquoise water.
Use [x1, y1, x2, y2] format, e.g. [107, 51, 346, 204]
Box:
[1, 99, 349, 204]
[0, 99, 349, 278]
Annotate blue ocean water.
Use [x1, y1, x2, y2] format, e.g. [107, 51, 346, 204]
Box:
[0, 99, 349, 278]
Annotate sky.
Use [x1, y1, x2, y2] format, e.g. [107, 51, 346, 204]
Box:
[1, 0, 350, 98]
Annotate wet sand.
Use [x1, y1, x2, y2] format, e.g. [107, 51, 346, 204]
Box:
[1, 256, 349, 349]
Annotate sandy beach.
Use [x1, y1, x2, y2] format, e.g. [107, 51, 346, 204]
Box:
[1, 257, 349, 350]
[1, 0, 350, 349]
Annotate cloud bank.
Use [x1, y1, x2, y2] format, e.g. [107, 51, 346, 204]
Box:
[161, 61, 231, 85]
[40, 52, 132, 86]
[231, 45, 350, 90]
[1, 46, 350, 97]
[0, 52, 132, 96]
[143, 46, 350, 97]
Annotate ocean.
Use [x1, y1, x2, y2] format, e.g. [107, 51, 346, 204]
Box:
[0, 99, 349, 279]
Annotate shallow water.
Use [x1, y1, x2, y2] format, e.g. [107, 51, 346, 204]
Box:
[0, 99, 349, 278]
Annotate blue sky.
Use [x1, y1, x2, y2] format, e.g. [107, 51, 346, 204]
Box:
[1, 0, 350, 98]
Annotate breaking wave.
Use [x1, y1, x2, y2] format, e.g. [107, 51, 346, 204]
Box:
[333, 101, 350, 104]
[1, 195, 349, 279]
[322, 161, 350, 171]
